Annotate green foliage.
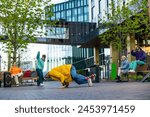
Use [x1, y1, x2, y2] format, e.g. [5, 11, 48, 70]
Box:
[0, 0, 54, 66]
[136, 75, 143, 81]
[129, 74, 143, 81]
[99, 0, 149, 49]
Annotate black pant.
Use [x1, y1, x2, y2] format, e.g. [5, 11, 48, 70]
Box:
[36, 69, 44, 86]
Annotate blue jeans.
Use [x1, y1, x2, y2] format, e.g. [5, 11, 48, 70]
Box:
[36, 69, 44, 86]
[71, 65, 88, 85]
[129, 60, 145, 70]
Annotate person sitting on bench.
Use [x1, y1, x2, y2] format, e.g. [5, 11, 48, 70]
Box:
[128, 46, 146, 73]
[116, 55, 130, 82]
[9, 62, 23, 87]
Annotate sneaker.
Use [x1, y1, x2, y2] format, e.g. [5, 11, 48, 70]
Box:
[89, 74, 96, 80]
[62, 81, 69, 88]
[87, 78, 93, 87]
[128, 70, 135, 73]
[40, 83, 44, 86]
[16, 84, 19, 87]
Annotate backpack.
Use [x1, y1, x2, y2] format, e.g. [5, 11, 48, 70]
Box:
[23, 70, 31, 77]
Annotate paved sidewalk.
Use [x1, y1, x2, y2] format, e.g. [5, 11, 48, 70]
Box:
[0, 81, 150, 100]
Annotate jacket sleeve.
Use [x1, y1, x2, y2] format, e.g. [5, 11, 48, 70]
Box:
[36, 51, 40, 60]
[139, 51, 146, 61]
[131, 50, 136, 57]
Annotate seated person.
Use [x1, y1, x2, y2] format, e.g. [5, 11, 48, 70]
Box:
[129, 46, 146, 72]
[9, 62, 23, 87]
[116, 55, 130, 82]
[45, 64, 96, 88]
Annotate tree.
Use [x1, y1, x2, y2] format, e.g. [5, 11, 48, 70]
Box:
[99, 0, 150, 51]
[0, 0, 54, 69]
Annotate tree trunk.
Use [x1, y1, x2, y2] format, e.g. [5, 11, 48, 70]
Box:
[7, 50, 11, 71]
[148, 0, 150, 22]
[13, 48, 17, 64]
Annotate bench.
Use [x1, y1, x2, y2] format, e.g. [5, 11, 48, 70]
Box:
[20, 71, 38, 85]
[0, 71, 38, 86]
[121, 64, 150, 81]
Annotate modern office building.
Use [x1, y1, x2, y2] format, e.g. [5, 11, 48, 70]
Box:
[45, 0, 108, 71]
[45, 0, 150, 78]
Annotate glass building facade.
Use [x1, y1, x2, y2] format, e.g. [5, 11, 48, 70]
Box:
[48, 0, 89, 22]
[45, 0, 105, 70]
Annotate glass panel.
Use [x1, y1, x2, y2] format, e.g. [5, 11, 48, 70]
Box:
[84, 0, 88, 5]
[78, 0, 81, 7]
[72, 8, 77, 15]
[81, 0, 84, 6]
[61, 11, 66, 19]
[72, 1, 75, 7]
[75, 0, 78, 7]
[78, 15, 83, 21]
[61, 3, 64, 10]
[72, 16, 77, 21]
[56, 12, 60, 19]
[66, 3, 69, 9]
[84, 6, 88, 13]
[69, 2, 72, 8]
[78, 7, 83, 15]
[84, 14, 89, 21]
[56, 4, 60, 11]
[66, 10, 71, 17]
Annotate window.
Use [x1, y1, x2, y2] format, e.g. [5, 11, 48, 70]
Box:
[61, 4, 64, 10]
[61, 11, 66, 19]
[72, 1, 75, 7]
[78, 7, 83, 15]
[66, 3, 69, 9]
[69, 2, 72, 8]
[56, 12, 60, 19]
[56, 4, 60, 11]
[84, 6, 88, 14]
[81, 0, 84, 6]
[78, 0, 81, 7]
[84, 13, 89, 22]
[72, 8, 77, 15]
[84, 0, 88, 5]
[67, 10, 71, 17]
[78, 15, 83, 21]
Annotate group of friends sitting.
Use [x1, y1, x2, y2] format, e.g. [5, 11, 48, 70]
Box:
[116, 46, 146, 82]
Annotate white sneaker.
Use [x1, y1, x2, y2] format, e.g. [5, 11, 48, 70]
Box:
[40, 83, 44, 86]
[90, 74, 96, 80]
[129, 70, 135, 73]
[87, 78, 93, 87]
[16, 84, 19, 87]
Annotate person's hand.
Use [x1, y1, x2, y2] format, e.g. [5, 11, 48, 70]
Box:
[132, 47, 137, 51]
